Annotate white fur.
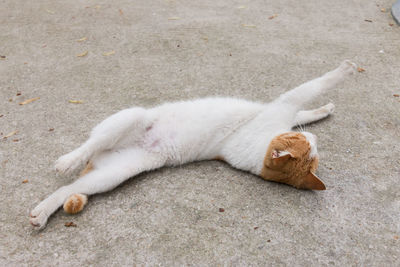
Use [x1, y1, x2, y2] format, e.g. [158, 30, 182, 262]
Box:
[30, 60, 356, 229]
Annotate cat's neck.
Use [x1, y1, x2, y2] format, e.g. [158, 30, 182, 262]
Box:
[221, 105, 293, 175]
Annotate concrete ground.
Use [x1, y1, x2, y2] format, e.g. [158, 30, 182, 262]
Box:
[1, 0, 399, 265]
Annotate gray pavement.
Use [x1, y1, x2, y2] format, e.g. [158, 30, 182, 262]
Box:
[1, 0, 399, 266]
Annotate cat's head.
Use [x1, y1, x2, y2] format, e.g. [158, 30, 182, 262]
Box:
[261, 132, 326, 190]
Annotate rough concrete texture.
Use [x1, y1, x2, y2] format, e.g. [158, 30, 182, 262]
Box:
[1, 0, 399, 265]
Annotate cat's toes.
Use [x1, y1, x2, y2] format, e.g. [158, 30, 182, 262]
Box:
[55, 153, 82, 174]
[339, 60, 357, 75]
[29, 207, 49, 229]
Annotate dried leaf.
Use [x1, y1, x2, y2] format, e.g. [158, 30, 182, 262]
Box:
[389, 23, 394, 26]
[268, 14, 278, 20]
[22, 179, 28, 183]
[69, 100, 84, 104]
[119, 9, 123, 15]
[393, 94, 399, 97]
[77, 37, 87, 42]
[0, 114, 3, 118]
[219, 208, 225, 212]
[49, 128, 55, 131]
[46, 9, 55, 14]
[103, 50, 115, 56]
[94, 5, 101, 9]
[168, 17, 181, 20]
[19, 97, 40, 105]
[64, 222, 77, 227]
[0, 55, 5, 60]
[381, 8, 386, 12]
[76, 51, 88, 57]
[237, 5, 246, 9]
[357, 67, 365, 73]
[4, 130, 18, 139]
[254, 226, 259, 230]
[394, 235, 399, 240]
[16, 92, 21, 96]
[242, 24, 256, 28]
[12, 139, 19, 142]
[364, 19, 373, 22]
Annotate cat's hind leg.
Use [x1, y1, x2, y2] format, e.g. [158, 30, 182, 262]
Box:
[30, 148, 165, 229]
[55, 107, 151, 174]
[293, 103, 335, 127]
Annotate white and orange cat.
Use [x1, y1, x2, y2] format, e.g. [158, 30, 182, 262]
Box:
[30, 60, 357, 229]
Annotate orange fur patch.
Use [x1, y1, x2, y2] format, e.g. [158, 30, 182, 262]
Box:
[63, 193, 87, 214]
[260, 132, 325, 190]
[214, 155, 225, 161]
[79, 161, 94, 177]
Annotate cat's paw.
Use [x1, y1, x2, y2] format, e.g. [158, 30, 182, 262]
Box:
[55, 152, 82, 174]
[314, 103, 335, 118]
[322, 103, 335, 115]
[29, 205, 49, 229]
[339, 60, 357, 75]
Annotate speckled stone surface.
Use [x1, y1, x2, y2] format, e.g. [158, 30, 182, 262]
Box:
[1, 0, 399, 265]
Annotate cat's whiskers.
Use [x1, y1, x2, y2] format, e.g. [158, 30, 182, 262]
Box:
[296, 120, 305, 132]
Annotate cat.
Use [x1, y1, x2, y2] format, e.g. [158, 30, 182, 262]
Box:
[30, 60, 357, 229]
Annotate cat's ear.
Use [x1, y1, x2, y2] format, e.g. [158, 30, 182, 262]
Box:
[271, 150, 292, 165]
[300, 172, 326, 190]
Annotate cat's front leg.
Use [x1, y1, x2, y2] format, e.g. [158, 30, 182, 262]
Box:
[293, 103, 335, 126]
[278, 60, 357, 109]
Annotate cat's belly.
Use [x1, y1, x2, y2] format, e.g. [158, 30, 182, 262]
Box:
[134, 98, 264, 165]
[142, 124, 221, 165]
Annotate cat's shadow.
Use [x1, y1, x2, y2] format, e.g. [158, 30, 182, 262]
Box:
[33, 159, 325, 234]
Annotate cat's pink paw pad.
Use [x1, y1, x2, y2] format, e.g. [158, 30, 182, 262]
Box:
[29, 208, 49, 229]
